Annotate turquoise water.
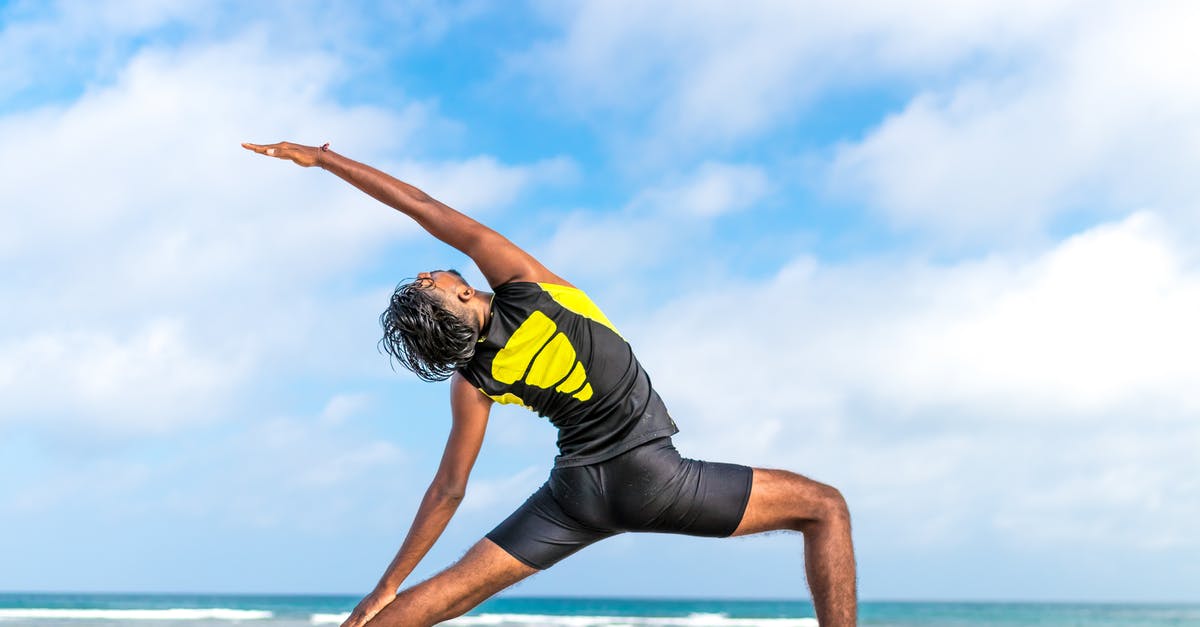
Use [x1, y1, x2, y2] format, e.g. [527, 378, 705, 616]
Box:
[1, 593, 1198, 626]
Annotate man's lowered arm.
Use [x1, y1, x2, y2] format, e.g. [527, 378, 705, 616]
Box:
[339, 373, 492, 627]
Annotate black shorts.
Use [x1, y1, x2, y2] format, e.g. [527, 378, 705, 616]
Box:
[486, 437, 754, 570]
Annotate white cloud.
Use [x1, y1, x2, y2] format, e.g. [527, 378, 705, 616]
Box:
[873, 213, 1200, 417]
[830, 1, 1200, 240]
[173, 400, 410, 532]
[517, 0, 1090, 151]
[0, 319, 248, 434]
[5, 456, 154, 516]
[0, 0, 204, 96]
[521, 1, 1200, 244]
[636, 162, 768, 218]
[634, 211, 1200, 549]
[2, 394, 412, 534]
[1, 1, 490, 106]
[458, 465, 545, 513]
[0, 34, 575, 436]
[318, 393, 373, 426]
[540, 161, 767, 282]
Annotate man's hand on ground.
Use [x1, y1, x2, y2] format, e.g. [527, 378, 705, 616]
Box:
[241, 141, 322, 167]
[340, 586, 397, 627]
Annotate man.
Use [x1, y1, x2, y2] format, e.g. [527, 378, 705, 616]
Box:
[242, 141, 857, 627]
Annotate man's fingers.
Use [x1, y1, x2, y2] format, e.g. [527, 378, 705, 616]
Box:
[241, 142, 277, 156]
[241, 142, 283, 157]
[242, 140, 316, 166]
[339, 613, 365, 627]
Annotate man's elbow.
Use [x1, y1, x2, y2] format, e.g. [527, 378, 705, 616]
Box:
[430, 482, 466, 503]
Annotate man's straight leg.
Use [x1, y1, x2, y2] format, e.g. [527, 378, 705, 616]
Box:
[364, 538, 537, 627]
[732, 468, 857, 627]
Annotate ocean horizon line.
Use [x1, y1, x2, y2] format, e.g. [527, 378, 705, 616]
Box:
[4, 593, 1199, 627]
[2, 591, 1197, 605]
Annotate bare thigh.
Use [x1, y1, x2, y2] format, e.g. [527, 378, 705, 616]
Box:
[732, 468, 849, 536]
[365, 538, 537, 627]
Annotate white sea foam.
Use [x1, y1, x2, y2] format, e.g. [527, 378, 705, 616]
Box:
[440, 613, 818, 626]
[308, 610, 816, 626]
[0, 608, 273, 620]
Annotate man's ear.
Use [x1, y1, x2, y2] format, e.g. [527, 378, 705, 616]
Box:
[457, 285, 474, 303]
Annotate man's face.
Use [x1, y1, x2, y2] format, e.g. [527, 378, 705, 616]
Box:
[416, 269, 472, 314]
[416, 269, 468, 291]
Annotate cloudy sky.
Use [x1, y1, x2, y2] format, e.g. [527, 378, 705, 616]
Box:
[2, 0, 1198, 603]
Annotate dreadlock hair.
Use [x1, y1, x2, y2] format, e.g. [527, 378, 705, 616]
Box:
[378, 277, 478, 382]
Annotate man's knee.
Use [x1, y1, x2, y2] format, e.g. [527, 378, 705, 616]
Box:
[735, 469, 851, 536]
[776, 471, 850, 532]
[811, 482, 850, 527]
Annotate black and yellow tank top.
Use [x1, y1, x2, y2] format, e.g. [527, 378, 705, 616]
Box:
[458, 282, 678, 467]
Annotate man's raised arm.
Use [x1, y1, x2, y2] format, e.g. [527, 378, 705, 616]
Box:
[242, 141, 569, 288]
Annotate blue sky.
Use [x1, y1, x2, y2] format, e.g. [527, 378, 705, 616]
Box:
[2, 0, 1199, 603]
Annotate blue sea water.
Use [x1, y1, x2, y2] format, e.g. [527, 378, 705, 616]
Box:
[0, 593, 1198, 626]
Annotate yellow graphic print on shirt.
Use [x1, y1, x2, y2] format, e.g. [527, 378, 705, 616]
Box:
[488, 310, 593, 404]
[537, 283, 621, 338]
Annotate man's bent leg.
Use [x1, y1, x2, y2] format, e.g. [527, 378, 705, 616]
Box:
[364, 538, 537, 627]
[732, 469, 857, 627]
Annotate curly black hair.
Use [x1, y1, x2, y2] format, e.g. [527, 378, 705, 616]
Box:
[378, 277, 478, 382]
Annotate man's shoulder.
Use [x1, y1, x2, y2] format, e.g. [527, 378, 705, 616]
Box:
[491, 281, 548, 310]
[492, 282, 617, 334]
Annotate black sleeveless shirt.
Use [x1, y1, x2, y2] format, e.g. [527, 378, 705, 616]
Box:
[457, 282, 678, 467]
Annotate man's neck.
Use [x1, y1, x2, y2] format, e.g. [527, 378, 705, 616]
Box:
[472, 291, 495, 336]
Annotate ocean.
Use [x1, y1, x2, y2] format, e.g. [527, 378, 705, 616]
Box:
[0, 593, 1197, 627]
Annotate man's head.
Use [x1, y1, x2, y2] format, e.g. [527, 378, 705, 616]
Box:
[379, 269, 483, 382]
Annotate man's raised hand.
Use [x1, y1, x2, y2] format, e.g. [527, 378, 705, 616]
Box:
[241, 141, 324, 167]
